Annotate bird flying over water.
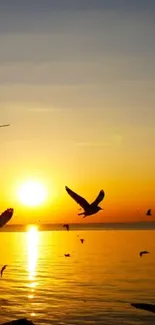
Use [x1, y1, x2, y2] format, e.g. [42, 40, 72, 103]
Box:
[63, 224, 69, 231]
[0, 208, 14, 228]
[1, 265, 7, 277]
[139, 250, 149, 257]
[131, 303, 155, 314]
[80, 238, 84, 244]
[146, 209, 152, 216]
[65, 186, 105, 217]
[64, 254, 70, 257]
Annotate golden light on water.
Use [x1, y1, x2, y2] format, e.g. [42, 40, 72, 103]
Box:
[26, 225, 38, 282]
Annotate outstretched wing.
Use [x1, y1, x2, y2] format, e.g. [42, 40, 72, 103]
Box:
[65, 186, 90, 210]
[0, 208, 14, 228]
[131, 303, 155, 314]
[91, 190, 105, 206]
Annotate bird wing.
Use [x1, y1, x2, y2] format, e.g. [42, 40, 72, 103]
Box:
[0, 208, 14, 228]
[131, 303, 155, 314]
[65, 186, 90, 210]
[91, 190, 105, 206]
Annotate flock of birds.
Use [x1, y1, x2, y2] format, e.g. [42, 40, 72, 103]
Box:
[0, 186, 152, 269]
[0, 124, 154, 321]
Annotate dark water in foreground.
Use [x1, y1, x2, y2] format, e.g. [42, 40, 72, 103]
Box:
[0, 228, 155, 324]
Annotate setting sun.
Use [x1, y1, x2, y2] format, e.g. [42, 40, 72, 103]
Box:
[18, 180, 47, 207]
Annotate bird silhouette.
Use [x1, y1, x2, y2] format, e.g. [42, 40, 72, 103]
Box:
[131, 303, 155, 314]
[1, 265, 7, 277]
[139, 250, 149, 257]
[80, 238, 84, 244]
[64, 254, 70, 257]
[0, 124, 10, 128]
[63, 224, 69, 231]
[146, 209, 152, 216]
[0, 208, 14, 228]
[65, 186, 105, 217]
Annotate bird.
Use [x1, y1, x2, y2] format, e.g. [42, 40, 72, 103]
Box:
[65, 186, 105, 217]
[0, 208, 14, 228]
[64, 254, 70, 257]
[63, 224, 69, 231]
[146, 209, 152, 216]
[80, 238, 84, 244]
[139, 250, 149, 257]
[1, 265, 7, 277]
[0, 124, 10, 128]
[131, 303, 155, 314]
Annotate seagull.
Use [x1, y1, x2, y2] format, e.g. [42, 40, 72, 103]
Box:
[80, 238, 84, 244]
[1, 265, 7, 277]
[0, 208, 14, 228]
[65, 186, 105, 217]
[146, 209, 152, 216]
[0, 124, 10, 128]
[63, 224, 69, 231]
[139, 250, 149, 257]
[131, 303, 155, 314]
[64, 254, 70, 257]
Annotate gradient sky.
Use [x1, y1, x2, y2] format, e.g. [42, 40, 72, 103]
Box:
[0, 0, 155, 224]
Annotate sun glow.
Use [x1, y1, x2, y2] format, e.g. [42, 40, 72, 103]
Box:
[18, 180, 47, 207]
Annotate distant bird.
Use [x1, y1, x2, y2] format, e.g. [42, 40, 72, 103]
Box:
[63, 224, 69, 231]
[64, 254, 70, 257]
[1, 265, 7, 277]
[146, 209, 152, 216]
[131, 303, 155, 314]
[0, 124, 10, 128]
[80, 238, 84, 244]
[0, 208, 14, 228]
[65, 186, 105, 217]
[139, 250, 149, 257]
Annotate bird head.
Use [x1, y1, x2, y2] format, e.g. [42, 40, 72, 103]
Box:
[98, 207, 103, 211]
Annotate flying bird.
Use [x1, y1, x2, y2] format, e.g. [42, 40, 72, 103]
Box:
[0, 208, 14, 228]
[80, 238, 84, 244]
[146, 209, 152, 216]
[64, 254, 70, 257]
[0, 124, 10, 128]
[139, 250, 149, 257]
[65, 186, 105, 217]
[131, 303, 155, 314]
[1, 265, 8, 277]
[63, 224, 69, 231]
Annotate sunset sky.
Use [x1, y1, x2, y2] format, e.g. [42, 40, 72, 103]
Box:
[0, 0, 155, 224]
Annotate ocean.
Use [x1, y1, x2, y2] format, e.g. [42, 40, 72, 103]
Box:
[0, 226, 155, 324]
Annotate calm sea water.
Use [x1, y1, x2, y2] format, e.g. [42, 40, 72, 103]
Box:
[0, 228, 155, 324]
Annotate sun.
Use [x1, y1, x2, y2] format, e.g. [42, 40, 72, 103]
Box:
[18, 180, 47, 207]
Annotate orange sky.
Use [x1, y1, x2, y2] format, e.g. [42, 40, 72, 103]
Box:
[0, 2, 155, 224]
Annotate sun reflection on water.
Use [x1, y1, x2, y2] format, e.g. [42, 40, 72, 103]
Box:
[26, 225, 39, 285]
